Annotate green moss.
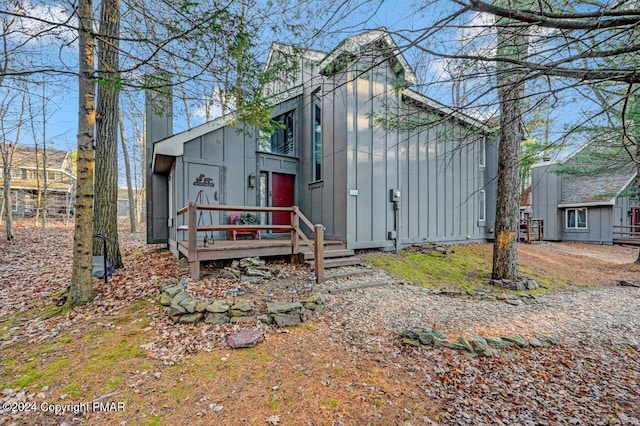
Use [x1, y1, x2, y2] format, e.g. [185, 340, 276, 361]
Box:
[61, 382, 83, 398]
[145, 415, 163, 426]
[58, 337, 73, 344]
[321, 398, 339, 408]
[106, 376, 124, 390]
[364, 247, 490, 290]
[268, 399, 281, 409]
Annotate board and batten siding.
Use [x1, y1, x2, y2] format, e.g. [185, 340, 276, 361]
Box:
[344, 64, 490, 249]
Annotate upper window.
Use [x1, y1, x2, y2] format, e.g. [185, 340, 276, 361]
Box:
[312, 92, 322, 181]
[258, 110, 295, 156]
[478, 137, 486, 168]
[478, 190, 486, 222]
[566, 208, 587, 229]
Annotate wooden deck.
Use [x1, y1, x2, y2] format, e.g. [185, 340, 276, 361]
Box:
[177, 203, 332, 282]
[177, 238, 345, 262]
[613, 238, 640, 246]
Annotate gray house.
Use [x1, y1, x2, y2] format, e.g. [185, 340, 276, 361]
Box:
[147, 29, 497, 256]
[531, 142, 639, 244]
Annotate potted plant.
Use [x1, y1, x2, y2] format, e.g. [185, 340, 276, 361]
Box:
[237, 212, 259, 225]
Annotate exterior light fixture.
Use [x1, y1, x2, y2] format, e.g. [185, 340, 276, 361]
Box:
[265, 289, 274, 303]
[288, 287, 297, 302]
[226, 287, 239, 305]
[248, 173, 256, 189]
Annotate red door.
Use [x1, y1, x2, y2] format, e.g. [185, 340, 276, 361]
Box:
[272, 173, 295, 233]
[633, 207, 640, 236]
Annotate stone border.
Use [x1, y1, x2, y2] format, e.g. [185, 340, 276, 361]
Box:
[158, 279, 324, 326]
[401, 328, 561, 357]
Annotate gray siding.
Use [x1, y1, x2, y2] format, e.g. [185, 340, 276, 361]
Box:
[531, 162, 562, 240]
[560, 206, 613, 243]
[342, 61, 492, 249]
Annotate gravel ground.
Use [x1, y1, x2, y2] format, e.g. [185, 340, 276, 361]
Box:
[317, 266, 640, 350]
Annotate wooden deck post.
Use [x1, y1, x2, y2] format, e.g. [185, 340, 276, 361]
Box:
[291, 208, 300, 263]
[187, 202, 200, 280]
[314, 224, 324, 283]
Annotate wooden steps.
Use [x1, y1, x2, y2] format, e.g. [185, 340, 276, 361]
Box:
[303, 248, 354, 260]
[305, 255, 362, 270]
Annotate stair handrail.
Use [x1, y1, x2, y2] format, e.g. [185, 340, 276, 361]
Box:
[177, 203, 325, 283]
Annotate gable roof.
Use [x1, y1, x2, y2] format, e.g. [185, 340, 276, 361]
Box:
[317, 28, 417, 85]
[556, 141, 637, 207]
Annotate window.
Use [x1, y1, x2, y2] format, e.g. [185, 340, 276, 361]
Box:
[47, 171, 57, 181]
[312, 92, 322, 181]
[479, 190, 486, 222]
[478, 137, 486, 168]
[258, 110, 295, 156]
[566, 208, 587, 229]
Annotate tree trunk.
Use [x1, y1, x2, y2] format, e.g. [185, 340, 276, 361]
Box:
[491, 10, 528, 280]
[119, 111, 137, 233]
[70, 0, 96, 305]
[2, 171, 13, 241]
[94, 0, 123, 268]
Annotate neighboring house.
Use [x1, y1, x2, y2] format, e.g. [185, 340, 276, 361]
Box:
[147, 29, 498, 255]
[531, 142, 639, 244]
[0, 145, 76, 218]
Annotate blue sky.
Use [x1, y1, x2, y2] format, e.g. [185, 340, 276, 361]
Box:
[7, 0, 601, 162]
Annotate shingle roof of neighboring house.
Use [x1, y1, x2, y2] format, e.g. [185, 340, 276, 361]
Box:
[558, 142, 637, 207]
[11, 144, 70, 170]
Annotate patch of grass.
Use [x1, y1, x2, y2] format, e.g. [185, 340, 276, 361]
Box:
[61, 382, 83, 398]
[321, 398, 339, 408]
[124, 251, 144, 260]
[144, 414, 162, 426]
[58, 336, 73, 344]
[268, 399, 281, 410]
[140, 362, 154, 370]
[365, 246, 491, 291]
[365, 244, 561, 293]
[106, 376, 124, 390]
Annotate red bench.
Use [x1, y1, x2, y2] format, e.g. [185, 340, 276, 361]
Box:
[229, 213, 261, 241]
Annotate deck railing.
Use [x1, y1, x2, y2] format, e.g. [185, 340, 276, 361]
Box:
[612, 225, 640, 240]
[176, 203, 325, 282]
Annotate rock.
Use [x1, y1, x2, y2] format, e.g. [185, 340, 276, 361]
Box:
[204, 313, 230, 324]
[305, 294, 320, 304]
[417, 331, 435, 346]
[206, 301, 230, 313]
[170, 290, 190, 308]
[240, 275, 263, 284]
[470, 336, 497, 356]
[267, 302, 303, 315]
[153, 372, 162, 379]
[257, 314, 273, 325]
[496, 293, 507, 300]
[434, 338, 467, 351]
[484, 336, 513, 349]
[515, 281, 526, 291]
[539, 335, 561, 345]
[226, 329, 263, 349]
[163, 284, 184, 298]
[528, 337, 545, 348]
[231, 301, 253, 312]
[506, 297, 524, 306]
[273, 314, 302, 327]
[219, 268, 239, 279]
[502, 334, 530, 347]
[303, 302, 317, 310]
[402, 337, 420, 347]
[178, 312, 203, 323]
[619, 280, 640, 287]
[400, 330, 419, 340]
[244, 267, 272, 279]
[230, 317, 255, 324]
[179, 297, 198, 313]
[195, 301, 208, 312]
[457, 336, 473, 352]
[159, 292, 172, 306]
[239, 257, 265, 269]
[522, 276, 540, 290]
